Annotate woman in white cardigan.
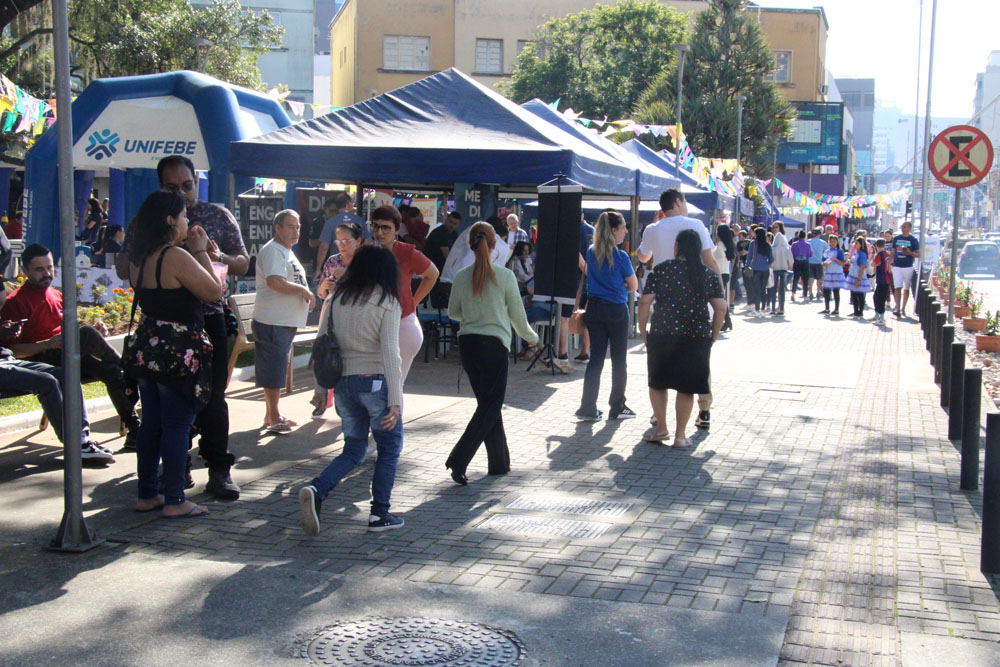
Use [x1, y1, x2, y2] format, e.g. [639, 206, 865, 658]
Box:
[769, 221, 794, 316]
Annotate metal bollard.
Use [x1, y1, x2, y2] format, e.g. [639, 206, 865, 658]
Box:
[928, 301, 941, 352]
[941, 325, 955, 407]
[949, 343, 966, 440]
[982, 412, 1000, 574]
[936, 324, 953, 386]
[918, 285, 928, 326]
[932, 311, 946, 373]
[961, 368, 982, 491]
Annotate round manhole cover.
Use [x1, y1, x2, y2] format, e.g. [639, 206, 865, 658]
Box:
[300, 617, 524, 666]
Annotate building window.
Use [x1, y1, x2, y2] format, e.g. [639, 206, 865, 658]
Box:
[766, 51, 791, 83]
[475, 38, 503, 73]
[268, 12, 283, 49]
[516, 40, 532, 58]
[383, 35, 430, 71]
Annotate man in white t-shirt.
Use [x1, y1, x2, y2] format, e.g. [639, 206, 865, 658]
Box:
[253, 209, 316, 433]
[637, 189, 720, 430]
[637, 189, 720, 275]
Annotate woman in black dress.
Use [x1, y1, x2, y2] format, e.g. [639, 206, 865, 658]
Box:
[637, 229, 727, 448]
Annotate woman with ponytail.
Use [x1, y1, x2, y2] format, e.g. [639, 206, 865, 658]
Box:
[576, 210, 638, 421]
[637, 229, 727, 448]
[445, 222, 539, 485]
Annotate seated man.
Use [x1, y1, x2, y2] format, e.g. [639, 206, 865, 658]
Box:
[0, 300, 113, 463]
[0, 244, 139, 447]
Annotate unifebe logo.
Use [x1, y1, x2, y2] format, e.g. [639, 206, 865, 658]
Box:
[84, 129, 120, 160]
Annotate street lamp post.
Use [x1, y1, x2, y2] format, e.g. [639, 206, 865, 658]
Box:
[674, 44, 690, 179]
[735, 94, 747, 163]
[918, 0, 938, 275]
[195, 38, 213, 73]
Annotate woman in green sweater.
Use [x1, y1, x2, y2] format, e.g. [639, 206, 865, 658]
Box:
[445, 222, 539, 485]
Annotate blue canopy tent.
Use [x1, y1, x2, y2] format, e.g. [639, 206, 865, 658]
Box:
[229, 69, 636, 196]
[619, 139, 736, 215]
[24, 71, 290, 257]
[520, 100, 680, 200]
[520, 197, 704, 228]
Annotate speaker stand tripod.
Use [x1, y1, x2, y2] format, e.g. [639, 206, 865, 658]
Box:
[526, 298, 564, 375]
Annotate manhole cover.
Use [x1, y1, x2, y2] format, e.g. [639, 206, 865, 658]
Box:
[506, 494, 632, 518]
[300, 617, 524, 666]
[477, 514, 613, 539]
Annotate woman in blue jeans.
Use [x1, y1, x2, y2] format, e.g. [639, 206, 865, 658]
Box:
[576, 210, 639, 421]
[299, 246, 404, 535]
[746, 226, 773, 318]
[126, 191, 223, 518]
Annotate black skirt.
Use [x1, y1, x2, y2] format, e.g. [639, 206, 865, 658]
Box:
[646, 334, 711, 394]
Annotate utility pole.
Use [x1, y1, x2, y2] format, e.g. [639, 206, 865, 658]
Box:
[674, 44, 690, 179]
[918, 0, 938, 274]
[735, 94, 746, 163]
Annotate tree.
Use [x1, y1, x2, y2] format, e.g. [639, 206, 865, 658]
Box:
[502, 0, 687, 121]
[632, 0, 793, 176]
[1, 0, 283, 98]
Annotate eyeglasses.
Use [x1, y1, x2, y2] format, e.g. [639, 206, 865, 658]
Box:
[372, 223, 395, 233]
[335, 238, 357, 246]
[163, 181, 195, 193]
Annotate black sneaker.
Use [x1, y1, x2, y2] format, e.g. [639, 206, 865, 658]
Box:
[205, 470, 240, 500]
[298, 485, 322, 536]
[556, 354, 569, 361]
[695, 410, 710, 429]
[80, 441, 114, 464]
[575, 409, 603, 422]
[368, 512, 404, 532]
[122, 429, 137, 450]
[573, 353, 590, 363]
[610, 405, 637, 420]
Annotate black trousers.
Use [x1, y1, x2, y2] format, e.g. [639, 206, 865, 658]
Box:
[34, 324, 138, 431]
[850, 291, 866, 315]
[193, 313, 234, 473]
[823, 288, 841, 312]
[791, 262, 809, 294]
[874, 284, 890, 315]
[446, 334, 509, 475]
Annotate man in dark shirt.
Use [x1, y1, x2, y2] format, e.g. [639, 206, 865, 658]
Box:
[116, 155, 250, 499]
[424, 211, 461, 272]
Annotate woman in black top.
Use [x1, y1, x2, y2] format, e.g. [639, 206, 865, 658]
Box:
[637, 230, 727, 448]
[126, 191, 224, 519]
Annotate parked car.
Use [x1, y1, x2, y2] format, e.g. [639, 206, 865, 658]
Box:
[958, 242, 1000, 278]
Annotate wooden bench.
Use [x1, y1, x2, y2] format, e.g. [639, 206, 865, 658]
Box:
[226, 293, 317, 393]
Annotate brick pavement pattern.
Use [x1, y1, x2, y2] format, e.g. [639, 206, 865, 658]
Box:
[111, 308, 1000, 665]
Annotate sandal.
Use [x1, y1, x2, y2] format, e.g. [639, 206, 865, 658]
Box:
[645, 429, 671, 444]
[266, 420, 293, 434]
[672, 437, 693, 448]
[162, 503, 208, 519]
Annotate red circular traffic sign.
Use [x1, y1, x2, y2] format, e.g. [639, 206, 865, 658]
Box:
[928, 124, 994, 188]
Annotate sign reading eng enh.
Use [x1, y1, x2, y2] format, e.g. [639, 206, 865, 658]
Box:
[72, 95, 210, 169]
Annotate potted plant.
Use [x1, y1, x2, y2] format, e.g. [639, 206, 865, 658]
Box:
[963, 292, 987, 332]
[976, 310, 1000, 352]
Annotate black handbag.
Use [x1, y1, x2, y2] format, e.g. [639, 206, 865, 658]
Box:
[742, 244, 756, 282]
[311, 301, 344, 390]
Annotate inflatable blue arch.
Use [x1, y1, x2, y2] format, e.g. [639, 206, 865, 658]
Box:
[24, 70, 290, 257]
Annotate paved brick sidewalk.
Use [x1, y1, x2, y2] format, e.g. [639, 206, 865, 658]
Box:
[94, 303, 1000, 664]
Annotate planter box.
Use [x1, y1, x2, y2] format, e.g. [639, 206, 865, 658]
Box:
[953, 305, 972, 318]
[963, 317, 987, 332]
[976, 334, 1000, 352]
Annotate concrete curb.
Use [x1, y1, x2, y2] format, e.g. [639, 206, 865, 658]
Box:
[0, 352, 313, 437]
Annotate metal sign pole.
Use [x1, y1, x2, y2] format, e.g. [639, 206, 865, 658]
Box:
[947, 187, 961, 324]
[49, 0, 101, 552]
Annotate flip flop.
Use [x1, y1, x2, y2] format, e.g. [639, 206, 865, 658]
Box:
[162, 505, 208, 519]
[266, 421, 293, 434]
[134, 503, 164, 513]
[645, 430, 671, 444]
[672, 437, 693, 448]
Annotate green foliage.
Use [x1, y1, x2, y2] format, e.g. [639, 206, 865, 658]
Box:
[986, 310, 1000, 336]
[502, 0, 687, 121]
[632, 0, 793, 176]
[68, 0, 283, 91]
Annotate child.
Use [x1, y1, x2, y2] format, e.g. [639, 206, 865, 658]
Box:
[847, 236, 872, 318]
[870, 238, 892, 325]
[820, 234, 846, 316]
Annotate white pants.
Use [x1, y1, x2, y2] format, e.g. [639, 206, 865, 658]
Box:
[399, 312, 424, 384]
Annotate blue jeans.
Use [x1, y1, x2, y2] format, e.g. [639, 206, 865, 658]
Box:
[768, 270, 787, 311]
[752, 270, 769, 310]
[579, 297, 629, 415]
[310, 374, 403, 517]
[0, 360, 90, 444]
[137, 380, 197, 505]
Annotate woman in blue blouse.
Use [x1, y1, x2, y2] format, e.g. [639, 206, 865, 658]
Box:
[746, 226, 773, 318]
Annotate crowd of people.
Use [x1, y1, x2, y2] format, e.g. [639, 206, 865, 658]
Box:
[0, 154, 926, 536]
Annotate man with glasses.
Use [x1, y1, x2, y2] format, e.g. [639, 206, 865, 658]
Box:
[116, 155, 249, 500]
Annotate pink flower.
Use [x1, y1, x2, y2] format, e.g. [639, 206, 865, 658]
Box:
[149, 336, 159, 347]
[184, 349, 194, 367]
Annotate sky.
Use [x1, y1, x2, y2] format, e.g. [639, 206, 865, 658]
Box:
[756, 0, 999, 118]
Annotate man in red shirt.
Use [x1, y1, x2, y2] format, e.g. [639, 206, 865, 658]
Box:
[1, 244, 139, 446]
[3, 212, 23, 240]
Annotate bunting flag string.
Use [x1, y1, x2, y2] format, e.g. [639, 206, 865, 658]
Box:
[0, 73, 56, 147]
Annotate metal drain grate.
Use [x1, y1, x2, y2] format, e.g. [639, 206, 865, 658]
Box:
[505, 495, 633, 518]
[477, 514, 613, 539]
[300, 617, 524, 666]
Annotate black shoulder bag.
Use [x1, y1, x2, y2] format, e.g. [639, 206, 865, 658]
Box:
[311, 298, 343, 390]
